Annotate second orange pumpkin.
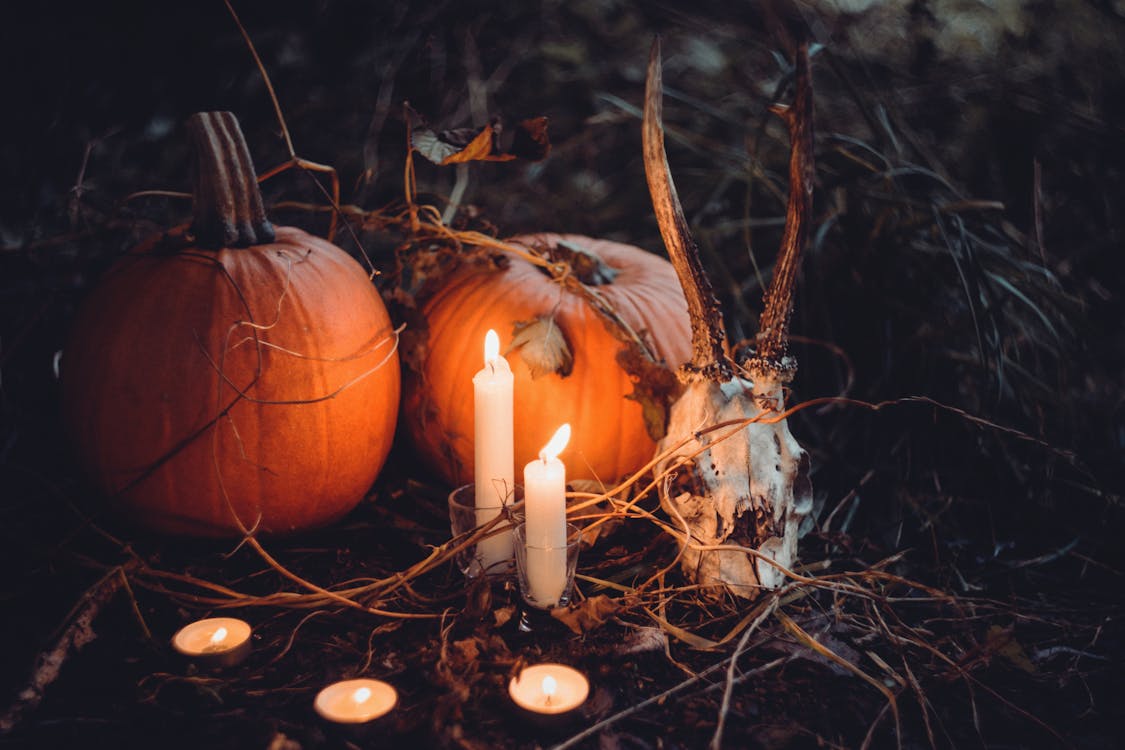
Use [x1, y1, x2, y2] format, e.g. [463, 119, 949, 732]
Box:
[403, 233, 691, 487]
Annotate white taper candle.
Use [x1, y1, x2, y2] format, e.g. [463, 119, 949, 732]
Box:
[472, 329, 514, 571]
[523, 424, 570, 604]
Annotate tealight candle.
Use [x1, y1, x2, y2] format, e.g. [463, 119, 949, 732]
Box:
[171, 617, 252, 668]
[314, 678, 398, 724]
[508, 663, 589, 717]
[522, 424, 571, 605]
[473, 329, 515, 571]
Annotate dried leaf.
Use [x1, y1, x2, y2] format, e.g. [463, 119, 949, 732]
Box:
[508, 315, 573, 378]
[493, 605, 515, 629]
[508, 116, 551, 161]
[408, 104, 550, 165]
[413, 123, 495, 165]
[456, 575, 493, 624]
[451, 637, 481, 664]
[987, 625, 1037, 674]
[266, 733, 302, 750]
[617, 626, 668, 655]
[618, 344, 681, 441]
[551, 594, 619, 635]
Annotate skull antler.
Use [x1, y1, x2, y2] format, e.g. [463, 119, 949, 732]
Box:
[644, 37, 815, 597]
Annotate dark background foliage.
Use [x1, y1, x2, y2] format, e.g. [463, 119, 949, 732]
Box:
[1, 1, 1123, 748]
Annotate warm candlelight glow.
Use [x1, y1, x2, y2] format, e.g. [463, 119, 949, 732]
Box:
[542, 675, 557, 704]
[539, 423, 571, 462]
[314, 679, 398, 724]
[472, 328, 515, 573]
[509, 664, 589, 716]
[523, 422, 573, 606]
[484, 328, 500, 364]
[171, 617, 252, 668]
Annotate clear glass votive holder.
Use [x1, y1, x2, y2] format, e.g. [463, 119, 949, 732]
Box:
[512, 522, 581, 610]
[448, 484, 521, 579]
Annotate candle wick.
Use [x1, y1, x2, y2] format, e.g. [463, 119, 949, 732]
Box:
[544, 693, 553, 707]
[488, 359, 495, 374]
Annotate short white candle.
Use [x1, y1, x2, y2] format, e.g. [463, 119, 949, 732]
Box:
[314, 678, 398, 724]
[508, 663, 589, 715]
[171, 617, 252, 668]
[522, 424, 570, 605]
[472, 329, 515, 572]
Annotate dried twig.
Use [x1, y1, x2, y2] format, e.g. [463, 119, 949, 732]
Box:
[710, 595, 780, 749]
[222, 0, 375, 273]
[552, 654, 791, 750]
[0, 566, 129, 733]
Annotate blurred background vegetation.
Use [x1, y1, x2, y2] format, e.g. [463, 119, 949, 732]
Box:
[1, 1, 1122, 747]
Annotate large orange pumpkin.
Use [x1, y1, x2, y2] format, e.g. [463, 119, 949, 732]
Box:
[403, 233, 691, 487]
[61, 112, 400, 537]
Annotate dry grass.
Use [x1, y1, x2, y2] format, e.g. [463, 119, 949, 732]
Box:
[1, 1, 1122, 748]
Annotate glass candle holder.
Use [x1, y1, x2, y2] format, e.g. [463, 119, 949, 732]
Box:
[448, 484, 521, 579]
[513, 521, 581, 610]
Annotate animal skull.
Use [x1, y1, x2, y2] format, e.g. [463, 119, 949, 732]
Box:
[657, 377, 813, 595]
[644, 38, 816, 598]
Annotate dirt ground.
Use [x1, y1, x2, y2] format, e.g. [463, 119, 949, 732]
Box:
[1, 1, 1123, 748]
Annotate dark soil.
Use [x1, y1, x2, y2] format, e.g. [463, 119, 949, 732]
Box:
[2, 2, 1123, 749]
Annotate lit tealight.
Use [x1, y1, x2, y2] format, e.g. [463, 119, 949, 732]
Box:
[542, 675, 558, 704]
[314, 679, 398, 724]
[509, 663, 589, 716]
[171, 617, 252, 668]
[207, 627, 228, 651]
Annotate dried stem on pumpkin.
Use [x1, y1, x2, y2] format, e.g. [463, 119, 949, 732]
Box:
[188, 112, 276, 249]
[643, 38, 732, 383]
[220, 0, 392, 281]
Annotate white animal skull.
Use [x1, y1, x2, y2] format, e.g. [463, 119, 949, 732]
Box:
[657, 377, 812, 596]
[644, 38, 816, 598]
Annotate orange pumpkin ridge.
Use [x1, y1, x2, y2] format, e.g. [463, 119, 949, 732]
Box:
[61, 112, 400, 537]
[403, 233, 691, 488]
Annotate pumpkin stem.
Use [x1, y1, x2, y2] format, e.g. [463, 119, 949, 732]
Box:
[187, 111, 276, 249]
[643, 38, 732, 383]
[744, 41, 814, 385]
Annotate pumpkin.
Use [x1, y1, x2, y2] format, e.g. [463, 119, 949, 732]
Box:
[403, 233, 691, 487]
[61, 112, 400, 537]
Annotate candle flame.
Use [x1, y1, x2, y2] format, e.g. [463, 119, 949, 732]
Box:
[484, 329, 500, 364]
[539, 423, 570, 462]
[353, 686, 372, 704]
[210, 627, 228, 645]
[542, 675, 558, 700]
